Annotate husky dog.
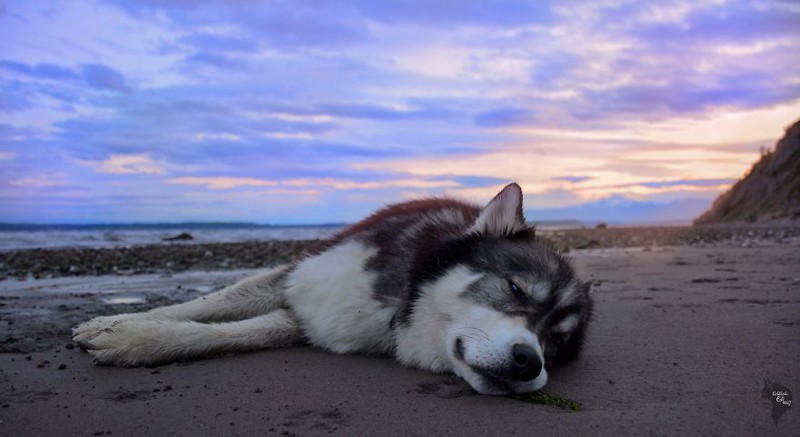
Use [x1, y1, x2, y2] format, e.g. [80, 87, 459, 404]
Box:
[73, 183, 592, 395]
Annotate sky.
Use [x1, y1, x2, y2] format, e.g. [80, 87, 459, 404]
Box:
[1, 0, 799, 225]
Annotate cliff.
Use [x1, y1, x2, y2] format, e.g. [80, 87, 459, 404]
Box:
[694, 119, 800, 224]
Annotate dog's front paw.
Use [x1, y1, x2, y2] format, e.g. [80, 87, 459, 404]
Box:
[72, 312, 153, 348]
[72, 316, 126, 349]
[78, 320, 166, 367]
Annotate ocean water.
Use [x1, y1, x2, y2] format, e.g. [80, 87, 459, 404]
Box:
[0, 220, 588, 251]
[0, 224, 345, 251]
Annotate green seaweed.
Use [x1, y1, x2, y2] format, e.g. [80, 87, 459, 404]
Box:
[510, 391, 580, 411]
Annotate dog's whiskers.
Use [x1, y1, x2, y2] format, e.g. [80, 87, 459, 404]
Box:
[457, 327, 491, 341]
[458, 334, 483, 343]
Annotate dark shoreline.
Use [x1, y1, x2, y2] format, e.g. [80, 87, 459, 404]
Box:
[2, 224, 799, 280]
[0, 240, 321, 281]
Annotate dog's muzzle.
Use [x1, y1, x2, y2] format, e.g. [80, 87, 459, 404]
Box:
[455, 338, 545, 392]
[476, 343, 542, 383]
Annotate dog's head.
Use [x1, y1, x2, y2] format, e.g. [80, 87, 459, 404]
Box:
[403, 183, 593, 395]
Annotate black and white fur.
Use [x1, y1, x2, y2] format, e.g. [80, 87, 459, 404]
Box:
[73, 183, 592, 395]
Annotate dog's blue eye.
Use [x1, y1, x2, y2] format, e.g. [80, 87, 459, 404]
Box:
[508, 280, 522, 294]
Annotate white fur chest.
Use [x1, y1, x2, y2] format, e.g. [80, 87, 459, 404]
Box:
[284, 240, 396, 355]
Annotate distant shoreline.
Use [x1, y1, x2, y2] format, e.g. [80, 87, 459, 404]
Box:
[0, 222, 349, 231]
[2, 224, 799, 281]
[3, 218, 796, 232]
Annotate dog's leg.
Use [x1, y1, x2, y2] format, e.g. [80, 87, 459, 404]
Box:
[82, 309, 302, 366]
[73, 265, 291, 348]
[147, 264, 293, 322]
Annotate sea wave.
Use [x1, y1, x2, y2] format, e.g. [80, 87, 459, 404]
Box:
[0, 225, 343, 251]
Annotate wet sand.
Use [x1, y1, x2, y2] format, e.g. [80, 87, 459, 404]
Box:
[1, 231, 799, 435]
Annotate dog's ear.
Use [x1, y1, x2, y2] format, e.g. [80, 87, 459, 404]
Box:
[469, 183, 526, 236]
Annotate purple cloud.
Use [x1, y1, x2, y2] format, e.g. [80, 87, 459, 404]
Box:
[552, 176, 592, 184]
[0, 60, 78, 80]
[80, 64, 131, 93]
[640, 178, 735, 188]
[181, 52, 248, 70]
[178, 32, 259, 53]
[630, 1, 799, 45]
[474, 107, 537, 128]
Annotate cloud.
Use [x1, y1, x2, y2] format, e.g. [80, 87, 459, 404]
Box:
[81, 154, 165, 175]
[530, 51, 579, 88]
[527, 196, 714, 223]
[0, 88, 33, 111]
[0, 151, 15, 160]
[10, 173, 69, 187]
[260, 189, 322, 196]
[168, 176, 461, 191]
[0, 60, 29, 75]
[0, 123, 46, 143]
[629, 1, 800, 46]
[575, 72, 800, 118]
[350, 131, 763, 210]
[178, 32, 260, 53]
[0, 61, 86, 110]
[80, 64, 131, 93]
[0, 60, 78, 80]
[107, 0, 556, 53]
[447, 175, 511, 188]
[181, 52, 248, 70]
[29, 63, 79, 80]
[108, 0, 371, 49]
[475, 107, 537, 127]
[191, 132, 242, 142]
[639, 178, 736, 188]
[108, 0, 556, 27]
[168, 176, 277, 190]
[247, 98, 451, 122]
[44, 86, 354, 161]
[0, 60, 131, 95]
[552, 176, 592, 184]
[316, 102, 450, 120]
[350, 0, 555, 26]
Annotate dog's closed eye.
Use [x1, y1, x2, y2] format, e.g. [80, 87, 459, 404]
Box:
[550, 332, 570, 347]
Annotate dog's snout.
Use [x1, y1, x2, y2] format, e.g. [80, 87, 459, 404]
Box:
[510, 343, 542, 382]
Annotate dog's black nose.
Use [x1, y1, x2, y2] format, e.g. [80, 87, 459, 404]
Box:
[510, 343, 542, 382]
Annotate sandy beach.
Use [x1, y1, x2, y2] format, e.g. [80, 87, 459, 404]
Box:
[1, 226, 799, 436]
